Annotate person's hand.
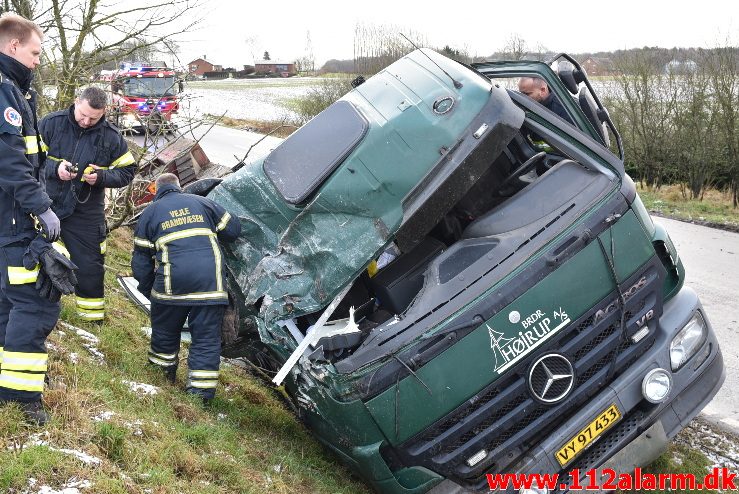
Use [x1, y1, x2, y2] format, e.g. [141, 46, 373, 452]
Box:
[83, 164, 101, 185]
[57, 160, 75, 181]
[36, 208, 61, 242]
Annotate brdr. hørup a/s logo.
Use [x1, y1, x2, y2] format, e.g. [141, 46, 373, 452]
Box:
[488, 307, 571, 374]
[4, 107, 22, 127]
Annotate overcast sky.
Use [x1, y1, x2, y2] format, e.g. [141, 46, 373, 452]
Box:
[176, 0, 737, 69]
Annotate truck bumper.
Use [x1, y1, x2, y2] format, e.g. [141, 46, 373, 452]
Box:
[430, 285, 725, 493]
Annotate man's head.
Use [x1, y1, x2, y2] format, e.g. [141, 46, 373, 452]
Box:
[155, 173, 181, 191]
[518, 77, 551, 103]
[74, 86, 107, 128]
[0, 13, 42, 70]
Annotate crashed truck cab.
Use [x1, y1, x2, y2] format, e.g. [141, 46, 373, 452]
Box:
[207, 50, 724, 493]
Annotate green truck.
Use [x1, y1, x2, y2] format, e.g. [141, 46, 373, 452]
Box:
[205, 50, 725, 493]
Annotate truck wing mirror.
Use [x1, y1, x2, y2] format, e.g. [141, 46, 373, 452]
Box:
[578, 87, 608, 144]
[557, 62, 585, 95]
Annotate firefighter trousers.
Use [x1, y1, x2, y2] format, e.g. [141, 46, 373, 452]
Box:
[148, 302, 224, 399]
[60, 214, 107, 321]
[0, 243, 60, 402]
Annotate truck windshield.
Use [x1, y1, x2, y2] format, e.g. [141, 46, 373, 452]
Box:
[121, 76, 177, 98]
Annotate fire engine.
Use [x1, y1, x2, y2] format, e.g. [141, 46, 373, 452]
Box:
[102, 62, 181, 132]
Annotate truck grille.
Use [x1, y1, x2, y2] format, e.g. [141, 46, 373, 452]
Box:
[392, 258, 665, 483]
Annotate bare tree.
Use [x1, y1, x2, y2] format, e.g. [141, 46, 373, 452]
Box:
[704, 44, 739, 206]
[353, 22, 427, 75]
[16, 0, 205, 111]
[609, 50, 681, 188]
[501, 33, 528, 60]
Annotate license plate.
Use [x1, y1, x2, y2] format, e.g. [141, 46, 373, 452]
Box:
[555, 403, 621, 467]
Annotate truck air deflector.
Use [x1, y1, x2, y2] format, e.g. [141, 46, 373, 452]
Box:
[263, 100, 368, 205]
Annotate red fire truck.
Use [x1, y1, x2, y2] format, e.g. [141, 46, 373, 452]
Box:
[103, 62, 181, 132]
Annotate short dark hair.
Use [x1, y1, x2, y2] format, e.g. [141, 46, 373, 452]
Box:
[0, 13, 43, 45]
[79, 86, 108, 110]
[155, 173, 180, 189]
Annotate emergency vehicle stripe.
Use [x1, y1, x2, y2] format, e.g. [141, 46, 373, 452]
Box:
[216, 212, 231, 231]
[151, 289, 228, 301]
[134, 237, 155, 249]
[110, 151, 135, 168]
[23, 135, 40, 154]
[7, 265, 39, 284]
[1, 351, 48, 372]
[77, 297, 105, 309]
[189, 370, 219, 379]
[0, 370, 45, 391]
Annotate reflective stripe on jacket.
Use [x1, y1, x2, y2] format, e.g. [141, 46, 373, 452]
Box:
[132, 184, 241, 305]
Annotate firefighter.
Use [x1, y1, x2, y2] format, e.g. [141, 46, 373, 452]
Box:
[0, 13, 77, 425]
[39, 86, 135, 322]
[132, 173, 240, 402]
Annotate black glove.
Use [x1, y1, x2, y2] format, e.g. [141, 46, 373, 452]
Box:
[36, 268, 62, 302]
[36, 208, 61, 242]
[37, 248, 78, 302]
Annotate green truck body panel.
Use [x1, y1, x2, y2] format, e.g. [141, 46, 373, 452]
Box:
[365, 211, 653, 444]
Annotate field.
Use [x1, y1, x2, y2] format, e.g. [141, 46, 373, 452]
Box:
[181, 78, 322, 122]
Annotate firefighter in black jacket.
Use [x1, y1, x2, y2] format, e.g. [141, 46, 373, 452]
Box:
[0, 13, 77, 425]
[40, 86, 135, 322]
[132, 173, 241, 402]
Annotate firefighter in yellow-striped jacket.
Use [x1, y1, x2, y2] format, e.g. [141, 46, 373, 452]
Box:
[39, 86, 136, 322]
[132, 173, 241, 402]
[0, 13, 78, 425]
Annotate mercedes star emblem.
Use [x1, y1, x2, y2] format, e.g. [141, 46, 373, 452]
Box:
[528, 353, 575, 403]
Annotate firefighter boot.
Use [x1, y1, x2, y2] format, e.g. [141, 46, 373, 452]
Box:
[163, 365, 177, 384]
[19, 400, 50, 426]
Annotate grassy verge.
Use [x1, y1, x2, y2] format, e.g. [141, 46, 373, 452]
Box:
[0, 227, 369, 494]
[638, 184, 739, 232]
[624, 443, 719, 494]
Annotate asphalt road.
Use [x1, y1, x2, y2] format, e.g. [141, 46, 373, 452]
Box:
[656, 217, 739, 433]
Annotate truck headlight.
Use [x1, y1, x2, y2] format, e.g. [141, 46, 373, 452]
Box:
[670, 312, 707, 371]
[642, 368, 672, 403]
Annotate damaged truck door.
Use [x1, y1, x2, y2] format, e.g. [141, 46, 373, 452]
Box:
[197, 49, 724, 493]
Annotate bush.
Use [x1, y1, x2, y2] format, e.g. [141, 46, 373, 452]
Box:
[289, 77, 354, 124]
